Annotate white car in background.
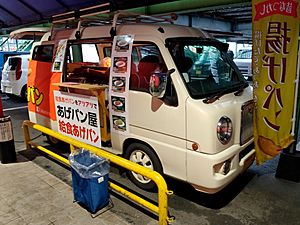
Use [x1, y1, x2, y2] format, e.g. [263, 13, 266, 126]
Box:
[1, 54, 30, 100]
[233, 49, 252, 80]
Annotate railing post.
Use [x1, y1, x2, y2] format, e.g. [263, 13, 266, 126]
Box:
[22, 120, 174, 224]
[22, 121, 32, 150]
[156, 174, 174, 225]
[158, 182, 168, 225]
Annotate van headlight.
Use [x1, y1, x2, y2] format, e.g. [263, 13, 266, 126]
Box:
[217, 116, 233, 144]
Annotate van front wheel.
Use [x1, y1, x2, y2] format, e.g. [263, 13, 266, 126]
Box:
[125, 143, 162, 191]
[46, 134, 68, 149]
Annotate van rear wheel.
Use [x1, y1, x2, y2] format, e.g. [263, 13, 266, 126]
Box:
[124, 143, 162, 191]
[46, 134, 68, 149]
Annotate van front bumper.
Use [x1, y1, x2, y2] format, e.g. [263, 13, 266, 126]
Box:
[186, 142, 255, 193]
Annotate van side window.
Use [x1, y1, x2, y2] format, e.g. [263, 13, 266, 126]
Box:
[129, 43, 178, 106]
[130, 43, 167, 92]
[32, 45, 53, 62]
[65, 41, 112, 85]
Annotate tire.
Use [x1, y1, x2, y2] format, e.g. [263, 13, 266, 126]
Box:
[46, 134, 69, 149]
[5, 93, 14, 98]
[124, 143, 163, 191]
[20, 85, 27, 102]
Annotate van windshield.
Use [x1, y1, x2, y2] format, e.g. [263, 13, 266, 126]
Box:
[166, 38, 247, 100]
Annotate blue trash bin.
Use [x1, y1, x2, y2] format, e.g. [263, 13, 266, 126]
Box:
[69, 149, 110, 214]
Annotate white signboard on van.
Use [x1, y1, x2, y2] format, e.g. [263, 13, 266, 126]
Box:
[53, 90, 101, 147]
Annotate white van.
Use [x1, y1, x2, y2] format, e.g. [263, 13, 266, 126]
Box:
[1, 54, 30, 99]
[26, 12, 255, 193]
[233, 49, 252, 80]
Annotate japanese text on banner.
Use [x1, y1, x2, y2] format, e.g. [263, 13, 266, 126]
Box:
[252, 0, 299, 164]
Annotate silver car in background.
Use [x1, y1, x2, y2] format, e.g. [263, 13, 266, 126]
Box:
[233, 49, 252, 80]
[1, 54, 30, 100]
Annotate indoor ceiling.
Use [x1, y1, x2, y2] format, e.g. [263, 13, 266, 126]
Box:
[0, 0, 174, 30]
[0, 0, 252, 39]
[190, 3, 252, 42]
[186, 4, 252, 23]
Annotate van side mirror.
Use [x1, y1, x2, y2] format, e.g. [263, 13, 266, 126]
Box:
[149, 68, 175, 98]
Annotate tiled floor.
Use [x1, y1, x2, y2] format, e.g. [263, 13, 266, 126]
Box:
[0, 154, 130, 225]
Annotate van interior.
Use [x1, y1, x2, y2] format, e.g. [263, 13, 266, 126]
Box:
[64, 41, 168, 92]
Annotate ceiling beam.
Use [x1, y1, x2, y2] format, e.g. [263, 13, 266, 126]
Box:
[128, 0, 252, 15]
[0, 5, 21, 23]
[17, 0, 44, 19]
[0, 19, 6, 28]
[206, 6, 252, 13]
[55, 0, 71, 11]
[233, 15, 252, 20]
[221, 12, 252, 17]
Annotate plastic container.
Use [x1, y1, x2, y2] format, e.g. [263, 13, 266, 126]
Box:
[69, 149, 110, 213]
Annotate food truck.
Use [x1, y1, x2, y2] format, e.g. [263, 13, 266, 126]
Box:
[26, 11, 255, 193]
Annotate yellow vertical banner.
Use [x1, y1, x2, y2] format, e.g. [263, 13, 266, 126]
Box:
[252, 0, 300, 164]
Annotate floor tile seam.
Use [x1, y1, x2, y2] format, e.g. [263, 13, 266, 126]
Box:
[18, 203, 86, 225]
[13, 202, 67, 224]
[33, 175, 64, 189]
[0, 179, 18, 188]
[0, 206, 24, 224]
[1, 191, 40, 208]
[0, 175, 52, 192]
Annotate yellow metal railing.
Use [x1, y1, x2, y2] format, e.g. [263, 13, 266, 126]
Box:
[22, 120, 174, 225]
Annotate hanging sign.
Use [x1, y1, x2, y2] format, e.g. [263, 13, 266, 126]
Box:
[52, 39, 67, 72]
[252, 0, 300, 164]
[109, 35, 134, 134]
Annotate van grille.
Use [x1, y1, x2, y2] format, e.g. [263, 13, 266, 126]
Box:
[239, 143, 254, 161]
[240, 100, 254, 145]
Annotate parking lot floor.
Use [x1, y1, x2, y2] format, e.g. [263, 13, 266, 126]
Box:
[1, 104, 300, 225]
[2, 140, 300, 225]
[0, 153, 136, 225]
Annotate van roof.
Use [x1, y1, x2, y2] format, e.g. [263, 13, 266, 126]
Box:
[46, 23, 212, 42]
[10, 27, 50, 39]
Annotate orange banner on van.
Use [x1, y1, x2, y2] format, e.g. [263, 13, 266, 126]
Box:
[252, 0, 300, 164]
[27, 60, 61, 121]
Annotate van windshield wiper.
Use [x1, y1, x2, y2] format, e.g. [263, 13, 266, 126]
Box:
[203, 82, 248, 104]
[234, 82, 248, 96]
[203, 88, 230, 104]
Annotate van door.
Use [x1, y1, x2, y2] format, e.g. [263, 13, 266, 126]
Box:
[126, 42, 187, 181]
[27, 44, 56, 125]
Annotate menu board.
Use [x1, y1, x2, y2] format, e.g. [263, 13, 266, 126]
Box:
[109, 35, 134, 134]
[52, 39, 67, 72]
